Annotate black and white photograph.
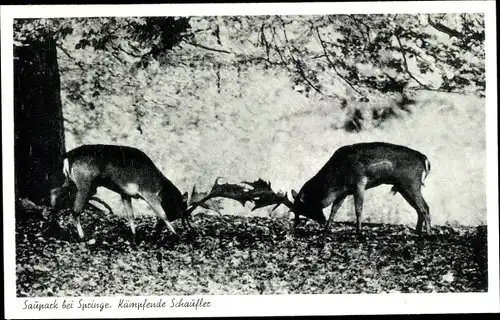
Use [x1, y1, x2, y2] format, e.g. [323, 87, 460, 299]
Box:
[2, 1, 499, 318]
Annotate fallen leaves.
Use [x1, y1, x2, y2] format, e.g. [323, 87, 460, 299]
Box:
[15, 206, 488, 296]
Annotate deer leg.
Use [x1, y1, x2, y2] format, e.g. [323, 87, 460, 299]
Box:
[325, 194, 347, 232]
[72, 187, 92, 240]
[184, 213, 194, 229]
[121, 195, 136, 236]
[399, 184, 432, 236]
[50, 186, 64, 209]
[353, 181, 367, 235]
[144, 197, 177, 236]
[416, 213, 424, 234]
[423, 199, 431, 235]
[89, 197, 114, 215]
[293, 213, 301, 228]
[50, 179, 73, 210]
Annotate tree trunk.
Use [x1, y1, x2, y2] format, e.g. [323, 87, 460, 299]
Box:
[14, 37, 66, 206]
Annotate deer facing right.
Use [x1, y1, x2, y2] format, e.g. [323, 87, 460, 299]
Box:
[50, 144, 190, 240]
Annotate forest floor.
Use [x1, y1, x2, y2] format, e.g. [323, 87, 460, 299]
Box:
[15, 206, 488, 296]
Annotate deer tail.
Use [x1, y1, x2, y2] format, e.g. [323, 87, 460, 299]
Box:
[62, 158, 70, 179]
[50, 157, 72, 208]
[421, 156, 431, 186]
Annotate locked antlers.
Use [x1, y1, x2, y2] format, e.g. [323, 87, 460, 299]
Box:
[184, 178, 295, 217]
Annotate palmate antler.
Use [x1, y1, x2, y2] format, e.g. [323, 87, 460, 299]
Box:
[184, 178, 295, 218]
[242, 179, 295, 213]
[184, 177, 252, 217]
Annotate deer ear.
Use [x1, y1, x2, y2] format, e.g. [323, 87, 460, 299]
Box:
[291, 189, 298, 198]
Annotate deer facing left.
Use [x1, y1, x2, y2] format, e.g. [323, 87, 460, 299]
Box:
[50, 144, 189, 239]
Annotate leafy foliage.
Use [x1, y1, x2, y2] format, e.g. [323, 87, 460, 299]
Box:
[14, 17, 191, 136]
[16, 205, 487, 296]
[219, 14, 484, 99]
[13, 14, 485, 136]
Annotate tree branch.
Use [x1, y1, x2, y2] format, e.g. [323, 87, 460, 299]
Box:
[114, 44, 142, 58]
[311, 54, 327, 60]
[394, 29, 429, 89]
[278, 21, 340, 100]
[183, 41, 232, 54]
[110, 52, 127, 66]
[428, 14, 484, 42]
[352, 16, 371, 45]
[235, 55, 283, 67]
[57, 44, 84, 70]
[189, 27, 212, 34]
[260, 23, 271, 61]
[316, 26, 365, 97]
[428, 16, 462, 39]
[128, 43, 143, 54]
[271, 27, 293, 74]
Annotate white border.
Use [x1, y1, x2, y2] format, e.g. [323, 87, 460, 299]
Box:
[2, 1, 495, 18]
[2, 2, 499, 318]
